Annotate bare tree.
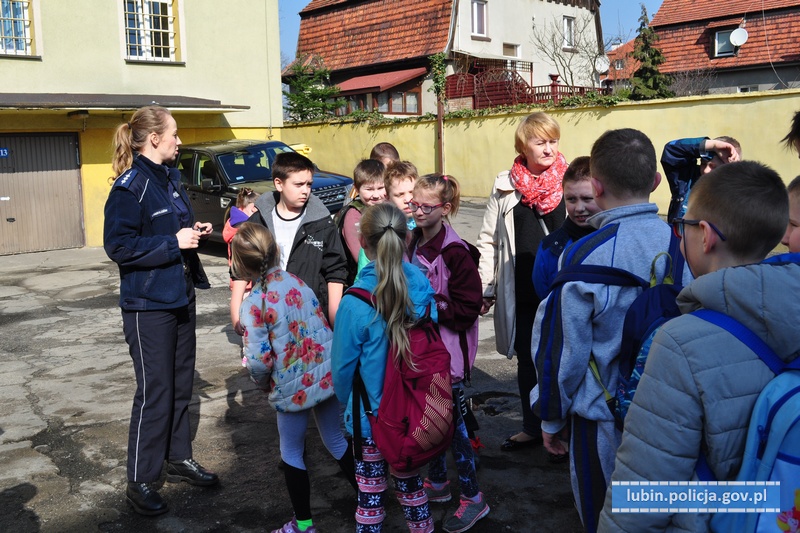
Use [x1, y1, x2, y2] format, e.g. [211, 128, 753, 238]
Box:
[669, 68, 717, 97]
[531, 12, 607, 88]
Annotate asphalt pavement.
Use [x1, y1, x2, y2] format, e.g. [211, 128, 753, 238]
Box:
[0, 199, 583, 532]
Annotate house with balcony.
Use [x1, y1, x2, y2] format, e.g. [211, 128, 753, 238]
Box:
[0, 0, 283, 253]
[649, 0, 800, 94]
[286, 0, 604, 116]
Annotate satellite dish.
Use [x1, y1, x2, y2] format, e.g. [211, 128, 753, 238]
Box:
[594, 55, 611, 73]
[730, 27, 749, 47]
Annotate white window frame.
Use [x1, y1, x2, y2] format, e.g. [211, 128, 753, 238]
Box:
[471, 0, 487, 37]
[715, 29, 735, 57]
[738, 85, 758, 93]
[563, 16, 575, 49]
[614, 59, 624, 70]
[0, 0, 32, 56]
[124, 0, 178, 62]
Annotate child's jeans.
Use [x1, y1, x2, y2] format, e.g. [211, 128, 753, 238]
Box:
[426, 384, 480, 498]
[354, 437, 433, 533]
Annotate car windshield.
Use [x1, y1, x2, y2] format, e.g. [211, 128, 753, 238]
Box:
[217, 144, 295, 183]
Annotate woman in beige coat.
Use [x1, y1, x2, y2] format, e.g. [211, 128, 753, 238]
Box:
[476, 112, 567, 455]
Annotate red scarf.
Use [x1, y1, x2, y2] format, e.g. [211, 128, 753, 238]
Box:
[509, 153, 568, 215]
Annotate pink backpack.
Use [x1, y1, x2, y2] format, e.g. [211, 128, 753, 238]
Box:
[348, 287, 454, 472]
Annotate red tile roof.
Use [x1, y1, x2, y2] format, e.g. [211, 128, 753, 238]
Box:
[601, 39, 638, 82]
[652, 9, 800, 73]
[650, 0, 800, 27]
[295, 0, 454, 72]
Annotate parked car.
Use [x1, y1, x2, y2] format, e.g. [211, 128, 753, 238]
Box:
[176, 140, 353, 242]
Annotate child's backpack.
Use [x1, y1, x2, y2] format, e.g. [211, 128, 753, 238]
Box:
[550, 234, 685, 430]
[691, 309, 800, 533]
[334, 199, 365, 287]
[346, 287, 455, 472]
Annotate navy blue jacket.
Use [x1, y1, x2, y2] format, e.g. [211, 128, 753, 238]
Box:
[532, 216, 595, 300]
[661, 137, 713, 222]
[104, 155, 206, 311]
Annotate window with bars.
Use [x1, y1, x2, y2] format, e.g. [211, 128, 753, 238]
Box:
[0, 0, 32, 56]
[124, 0, 178, 62]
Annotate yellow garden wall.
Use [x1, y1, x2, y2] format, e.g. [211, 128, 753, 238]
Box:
[280, 89, 800, 212]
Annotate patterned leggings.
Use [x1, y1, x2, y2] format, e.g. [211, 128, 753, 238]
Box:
[354, 438, 433, 533]
[426, 385, 479, 498]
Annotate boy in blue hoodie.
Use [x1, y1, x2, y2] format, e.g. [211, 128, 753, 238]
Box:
[531, 129, 694, 532]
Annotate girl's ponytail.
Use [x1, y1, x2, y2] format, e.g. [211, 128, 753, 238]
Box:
[359, 203, 414, 365]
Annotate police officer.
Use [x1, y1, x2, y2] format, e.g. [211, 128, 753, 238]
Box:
[104, 105, 218, 516]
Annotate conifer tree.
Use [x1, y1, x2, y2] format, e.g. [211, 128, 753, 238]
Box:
[629, 4, 673, 100]
[283, 61, 344, 121]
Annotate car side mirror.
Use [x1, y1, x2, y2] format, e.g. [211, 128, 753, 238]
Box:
[201, 178, 222, 192]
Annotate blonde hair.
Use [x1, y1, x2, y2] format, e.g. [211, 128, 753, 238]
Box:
[514, 112, 561, 155]
[384, 160, 418, 193]
[111, 105, 172, 178]
[359, 203, 415, 365]
[414, 173, 461, 220]
[230, 222, 280, 318]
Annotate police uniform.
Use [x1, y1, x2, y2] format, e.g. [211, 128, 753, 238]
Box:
[104, 154, 208, 483]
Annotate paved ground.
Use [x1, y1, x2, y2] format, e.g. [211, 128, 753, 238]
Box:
[0, 199, 583, 532]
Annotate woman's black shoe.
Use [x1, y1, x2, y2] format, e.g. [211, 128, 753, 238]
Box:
[500, 434, 544, 451]
[126, 482, 168, 516]
[166, 458, 219, 486]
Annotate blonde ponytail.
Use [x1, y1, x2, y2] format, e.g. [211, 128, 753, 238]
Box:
[111, 105, 172, 179]
[359, 203, 415, 366]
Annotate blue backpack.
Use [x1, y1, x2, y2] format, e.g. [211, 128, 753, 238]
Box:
[693, 309, 800, 533]
[550, 234, 685, 430]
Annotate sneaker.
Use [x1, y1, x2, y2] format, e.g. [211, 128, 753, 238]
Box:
[271, 518, 317, 533]
[423, 478, 451, 503]
[442, 493, 490, 533]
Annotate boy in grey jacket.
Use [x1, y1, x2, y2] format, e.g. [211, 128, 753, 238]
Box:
[531, 128, 693, 532]
[599, 161, 796, 532]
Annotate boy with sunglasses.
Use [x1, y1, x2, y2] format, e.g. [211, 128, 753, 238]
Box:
[599, 161, 797, 532]
[531, 129, 694, 533]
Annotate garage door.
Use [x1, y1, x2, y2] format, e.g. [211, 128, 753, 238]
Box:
[0, 133, 84, 255]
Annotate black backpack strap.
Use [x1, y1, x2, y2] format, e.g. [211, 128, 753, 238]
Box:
[667, 230, 686, 282]
[352, 365, 374, 461]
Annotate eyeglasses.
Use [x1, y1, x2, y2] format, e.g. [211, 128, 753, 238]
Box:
[407, 201, 444, 215]
[671, 218, 727, 241]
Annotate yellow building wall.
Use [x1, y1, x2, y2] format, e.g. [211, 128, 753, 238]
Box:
[78, 119, 280, 247]
[1, 0, 282, 129]
[281, 90, 800, 212]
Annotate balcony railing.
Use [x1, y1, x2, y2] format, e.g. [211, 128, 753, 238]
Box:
[445, 71, 610, 109]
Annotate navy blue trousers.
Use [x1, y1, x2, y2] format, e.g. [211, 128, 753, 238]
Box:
[122, 295, 196, 482]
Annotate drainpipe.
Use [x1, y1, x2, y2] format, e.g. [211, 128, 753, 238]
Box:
[437, 98, 445, 174]
[437, 0, 459, 174]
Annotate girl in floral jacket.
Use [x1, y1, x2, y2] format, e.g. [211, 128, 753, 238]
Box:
[232, 222, 357, 533]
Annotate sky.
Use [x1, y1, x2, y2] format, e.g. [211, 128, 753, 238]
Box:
[277, 0, 665, 65]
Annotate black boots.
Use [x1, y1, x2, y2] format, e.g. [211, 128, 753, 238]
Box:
[166, 458, 219, 486]
[126, 482, 168, 516]
[127, 459, 218, 516]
